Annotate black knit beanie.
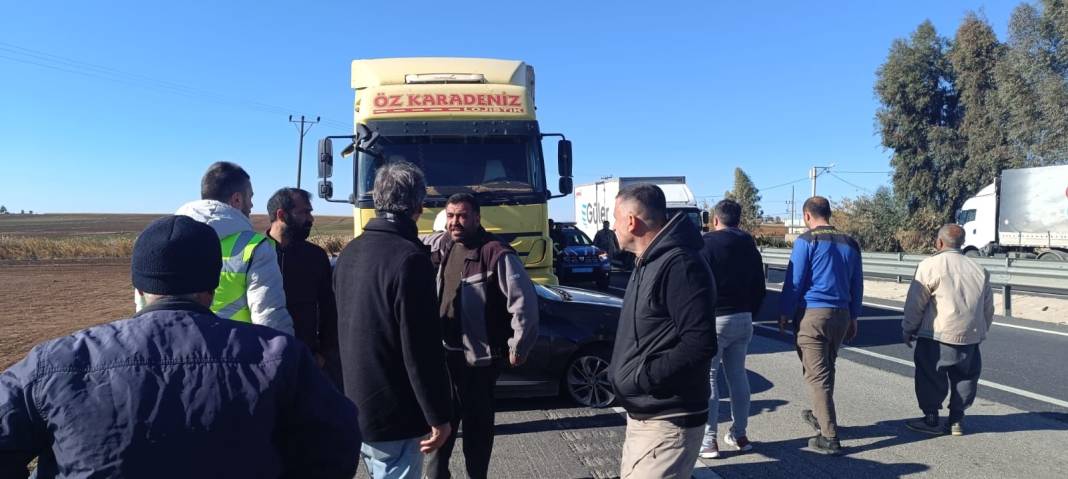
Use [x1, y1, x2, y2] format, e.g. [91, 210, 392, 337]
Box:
[131, 215, 221, 295]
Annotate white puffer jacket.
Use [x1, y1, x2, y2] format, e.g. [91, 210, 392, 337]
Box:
[135, 200, 294, 335]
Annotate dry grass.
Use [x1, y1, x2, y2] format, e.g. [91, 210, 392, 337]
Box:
[0, 214, 354, 260]
[308, 235, 350, 256]
[0, 234, 136, 260]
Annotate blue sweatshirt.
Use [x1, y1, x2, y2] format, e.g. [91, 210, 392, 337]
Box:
[779, 226, 864, 320]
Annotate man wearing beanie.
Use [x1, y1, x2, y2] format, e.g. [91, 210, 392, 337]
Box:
[146, 161, 294, 335]
[0, 216, 361, 479]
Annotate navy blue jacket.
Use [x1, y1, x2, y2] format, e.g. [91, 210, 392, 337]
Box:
[780, 226, 864, 320]
[0, 298, 360, 479]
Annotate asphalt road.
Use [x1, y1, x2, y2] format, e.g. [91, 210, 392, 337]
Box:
[382, 272, 1068, 478]
[592, 270, 1068, 418]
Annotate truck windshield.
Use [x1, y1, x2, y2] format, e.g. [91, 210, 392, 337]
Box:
[357, 135, 545, 200]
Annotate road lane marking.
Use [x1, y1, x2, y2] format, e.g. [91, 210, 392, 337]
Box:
[765, 285, 1068, 338]
[753, 323, 1068, 409]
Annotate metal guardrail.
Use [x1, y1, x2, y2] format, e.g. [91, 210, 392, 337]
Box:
[760, 247, 1068, 318]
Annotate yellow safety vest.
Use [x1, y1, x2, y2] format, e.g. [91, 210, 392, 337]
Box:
[211, 231, 270, 323]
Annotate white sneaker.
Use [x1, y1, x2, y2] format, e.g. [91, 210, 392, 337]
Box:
[723, 432, 753, 452]
[699, 429, 720, 459]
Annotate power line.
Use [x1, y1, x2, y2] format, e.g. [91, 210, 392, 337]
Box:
[758, 176, 809, 192]
[834, 170, 891, 174]
[0, 41, 352, 130]
[827, 172, 875, 194]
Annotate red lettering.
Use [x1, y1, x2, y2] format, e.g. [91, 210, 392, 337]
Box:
[463, 94, 476, 105]
[487, 95, 500, 106]
[374, 94, 388, 107]
[390, 95, 402, 106]
[449, 94, 462, 105]
[476, 95, 487, 105]
[507, 95, 520, 106]
[422, 95, 434, 105]
[407, 95, 422, 106]
[436, 94, 447, 106]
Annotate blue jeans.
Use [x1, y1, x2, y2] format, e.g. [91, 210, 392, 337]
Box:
[706, 312, 753, 439]
[361, 437, 424, 479]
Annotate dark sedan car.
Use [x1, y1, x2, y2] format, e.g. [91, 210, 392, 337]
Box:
[496, 283, 622, 408]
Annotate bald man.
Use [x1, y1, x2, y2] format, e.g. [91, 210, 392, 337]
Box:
[903, 224, 994, 436]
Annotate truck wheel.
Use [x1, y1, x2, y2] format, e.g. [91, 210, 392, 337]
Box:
[1038, 251, 1067, 262]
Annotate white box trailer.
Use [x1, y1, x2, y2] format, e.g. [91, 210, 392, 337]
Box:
[958, 164, 1068, 261]
[574, 176, 705, 241]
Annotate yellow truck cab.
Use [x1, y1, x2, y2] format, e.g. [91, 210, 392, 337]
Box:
[316, 57, 573, 284]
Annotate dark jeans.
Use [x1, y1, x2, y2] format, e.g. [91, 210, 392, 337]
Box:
[426, 351, 502, 479]
[914, 338, 982, 421]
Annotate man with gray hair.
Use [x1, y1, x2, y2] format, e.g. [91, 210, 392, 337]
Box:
[903, 224, 994, 436]
[334, 161, 453, 477]
[608, 183, 717, 478]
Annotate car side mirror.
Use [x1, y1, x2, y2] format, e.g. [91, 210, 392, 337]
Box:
[701, 210, 710, 226]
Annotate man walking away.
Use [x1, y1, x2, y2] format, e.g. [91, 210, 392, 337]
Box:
[334, 162, 453, 478]
[424, 193, 540, 479]
[594, 220, 619, 261]
[267, 187, 341, 387]
[903, 224, 993, 436]
[0, 216, 359, 479]
[608, 183, 718, 479]
[167, 161, 294, 334]
[698, 199, 765, 458]
[778, 196, 862, 455]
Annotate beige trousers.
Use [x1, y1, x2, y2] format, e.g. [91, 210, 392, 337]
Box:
[620, 416, 704, 479]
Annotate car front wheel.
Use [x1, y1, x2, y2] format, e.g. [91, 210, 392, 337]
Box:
[564, 347, 615, 408]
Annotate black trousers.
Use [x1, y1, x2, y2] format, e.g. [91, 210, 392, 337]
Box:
[426, 351, 502, 479]
[914, 337, 982, 421]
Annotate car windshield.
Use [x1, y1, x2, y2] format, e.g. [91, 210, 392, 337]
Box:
[560, 228, 593, 247]
[357, 135, 545, 199]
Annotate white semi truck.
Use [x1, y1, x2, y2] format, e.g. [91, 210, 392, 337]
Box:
[573, 176, 707, 241]
[956, 164, 1068, 261]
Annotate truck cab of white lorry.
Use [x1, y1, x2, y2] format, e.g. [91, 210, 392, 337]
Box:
[956, 164, 1068, 261]
[957, 182, 997, 257]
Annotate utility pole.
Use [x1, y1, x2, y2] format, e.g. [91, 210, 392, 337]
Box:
[809, 164, 835, 197]
[790, 185, 796, 233]
[289, 115, 320, 189]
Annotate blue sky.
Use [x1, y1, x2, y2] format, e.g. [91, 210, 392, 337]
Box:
[0, 0, 1019, 220]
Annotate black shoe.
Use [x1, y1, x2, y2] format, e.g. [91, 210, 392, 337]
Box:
[808, 435, 842, 455]
[801, 409, 821, 433]
[906, 413, 943, 435]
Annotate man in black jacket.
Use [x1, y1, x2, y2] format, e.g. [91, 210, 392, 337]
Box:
[608, 183, 718, 478]
[593, 220, 619, 262]
[266, 187, 341, 387]
[334, 161, 453, 478]
[697, 199, 765, 458]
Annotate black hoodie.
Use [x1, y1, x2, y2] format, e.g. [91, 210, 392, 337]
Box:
[608, 213, 718, 424]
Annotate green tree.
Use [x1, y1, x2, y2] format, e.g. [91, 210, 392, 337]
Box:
[0, 205, 7, 214]
[996, 1, 1068, 165]
[875, 21, 961, 220]
[833, 187, 905, 252]
[724, 167, 763, 231]
[948, 13, 1018, 212]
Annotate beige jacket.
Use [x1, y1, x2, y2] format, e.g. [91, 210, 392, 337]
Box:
[903, 249, 994, 345]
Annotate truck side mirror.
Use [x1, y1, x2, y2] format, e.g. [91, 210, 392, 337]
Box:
[319, 180, 334, 200]
[702, 211, 710, 226]
[557, 139, 573, 178]
[318, 138, 334, 179]
[558, 177, 573, 196]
